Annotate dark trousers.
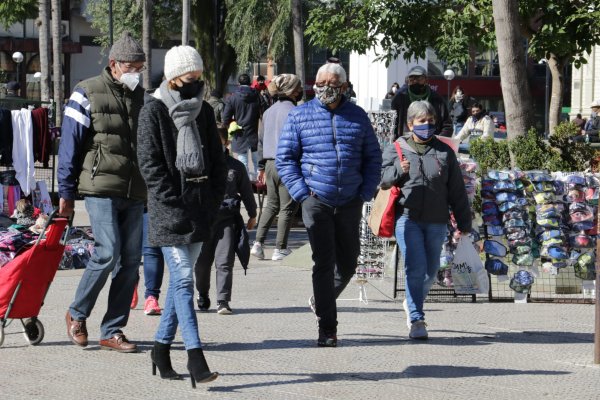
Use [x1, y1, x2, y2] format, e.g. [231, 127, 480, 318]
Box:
[301, 195, 363, 332]
[194, 218, 236, 302]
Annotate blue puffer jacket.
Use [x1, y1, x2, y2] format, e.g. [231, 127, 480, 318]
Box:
[276, 97, 382, 206]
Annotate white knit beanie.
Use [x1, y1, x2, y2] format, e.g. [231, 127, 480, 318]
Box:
[163, 45, 204, 81]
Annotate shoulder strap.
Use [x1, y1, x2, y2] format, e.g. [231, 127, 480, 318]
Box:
[394, 141, 404, 160]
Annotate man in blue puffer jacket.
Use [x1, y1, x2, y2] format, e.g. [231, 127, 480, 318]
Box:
[276, 63, 382, 347]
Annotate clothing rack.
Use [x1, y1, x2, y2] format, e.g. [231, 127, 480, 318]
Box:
[0, 99, 57, 201]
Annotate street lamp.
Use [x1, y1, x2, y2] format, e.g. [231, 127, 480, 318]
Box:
[12, 51, 24, 87]
[539, 58, 549, 138]
[443, 68, 455, 103]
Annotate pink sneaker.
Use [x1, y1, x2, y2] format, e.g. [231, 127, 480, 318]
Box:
[130, 282, 139, 310]
[144, 295, 161, 315]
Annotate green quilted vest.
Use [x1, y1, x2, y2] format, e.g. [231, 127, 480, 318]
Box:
[76, 68, 147, 201]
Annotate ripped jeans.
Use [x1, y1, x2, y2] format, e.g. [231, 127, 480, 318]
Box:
[154, 242, 204, 350]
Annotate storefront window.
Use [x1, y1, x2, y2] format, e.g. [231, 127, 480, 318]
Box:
[426, 48, 466, 77]
[474, 49, 500, 77]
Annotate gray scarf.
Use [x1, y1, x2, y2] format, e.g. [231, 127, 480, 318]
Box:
[159, 80, 205, 175]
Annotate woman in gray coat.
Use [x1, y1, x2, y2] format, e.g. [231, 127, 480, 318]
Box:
[380, 100, 471, 341]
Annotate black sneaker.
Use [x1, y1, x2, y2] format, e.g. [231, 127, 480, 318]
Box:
[197, 295, 210, 312]
[317, 328, 337, 347]
[216, 301, 232, 315]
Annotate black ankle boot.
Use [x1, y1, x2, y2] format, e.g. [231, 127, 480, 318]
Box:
[187, 348, 218, 388]
[151, 341, 183, 380]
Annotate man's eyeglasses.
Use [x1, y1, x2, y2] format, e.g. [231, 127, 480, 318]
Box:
[118, 62, 146, 73]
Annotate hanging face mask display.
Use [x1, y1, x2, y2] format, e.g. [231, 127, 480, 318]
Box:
[176, 80, 203, 99]
[313, 85, 342, 105]
[412, 123, 436, 140]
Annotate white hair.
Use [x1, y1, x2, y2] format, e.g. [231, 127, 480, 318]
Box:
[316, 63, 347, 83]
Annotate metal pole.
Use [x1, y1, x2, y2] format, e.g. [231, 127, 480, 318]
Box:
[595, 204, 600, 364]
[108, 0, 113, 46]
[447, 80, 450, 103]
[544, 64, 549, 138]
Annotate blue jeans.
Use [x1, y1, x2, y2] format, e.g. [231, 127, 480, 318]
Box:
[155, 242, 204, 350]
[236, 150, 258, 178]
[395, 214, 447, 323]
[142, 212, 165, 299]
[70, 196, 144, 339]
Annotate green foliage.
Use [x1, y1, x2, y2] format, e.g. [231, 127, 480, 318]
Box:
[508, 128, 553, 171]
[547, 122, 595, 171]
[306, 0, 496, 68]
[84, 0, 181, 49]
[0, 0, 36, 29]
[468, 137, 511, 176]
[224, 0, 291, 70]
[470, 125, 595, 174]
[306, 0, 600, 73]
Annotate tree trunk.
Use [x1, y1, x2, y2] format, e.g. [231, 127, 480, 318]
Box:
[51, 0, 63, 126]
[547, 54, 564, 136]
[191, 0, 236, 95]
[291, 0, 305, 99]
[143, 0, 153, 89]
[492, 0, 535, 140]
[37, 0, 51, 103]
[182, 0, 190, 45]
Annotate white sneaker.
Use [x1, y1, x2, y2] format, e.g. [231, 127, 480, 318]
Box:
[308, 295, 319, 324]
[402, 298, 411, 329]
[409, 320, 428, 340]
[271, 248, 292, 261]
[250, 242, 264, 259]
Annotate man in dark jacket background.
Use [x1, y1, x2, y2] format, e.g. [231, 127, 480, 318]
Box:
[391, 65, 452, 138]
[58, 32, 147, 353]
[223, 74, 261, 177]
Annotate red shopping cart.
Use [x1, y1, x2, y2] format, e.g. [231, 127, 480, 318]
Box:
[0, 210, 70, 346]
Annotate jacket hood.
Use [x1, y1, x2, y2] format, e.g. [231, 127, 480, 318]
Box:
[238, 85, 259, 103]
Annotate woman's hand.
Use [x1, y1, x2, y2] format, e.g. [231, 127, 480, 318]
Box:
[400, 158, 410, 174]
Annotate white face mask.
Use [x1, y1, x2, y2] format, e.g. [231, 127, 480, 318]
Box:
[116, 63, 141, 91]
[119, 72, 140, 91]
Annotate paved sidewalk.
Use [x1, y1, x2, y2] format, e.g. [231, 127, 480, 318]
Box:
[0, 224, 598, 399]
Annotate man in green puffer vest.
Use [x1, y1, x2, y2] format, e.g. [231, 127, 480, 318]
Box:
[58, 32, 147, 353]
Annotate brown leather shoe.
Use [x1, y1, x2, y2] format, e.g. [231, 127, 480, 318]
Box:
[99, 333, 137, 353]
[66, 311, 88, 347]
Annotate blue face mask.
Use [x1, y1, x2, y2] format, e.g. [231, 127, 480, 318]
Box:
[412, 123, 436, 140]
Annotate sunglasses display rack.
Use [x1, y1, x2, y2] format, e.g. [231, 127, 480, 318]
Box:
[367, 110, 397, 150]
[480, 170, 598, 303]
[346, 201, 392, 305]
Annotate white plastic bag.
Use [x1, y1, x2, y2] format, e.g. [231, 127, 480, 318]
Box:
[451, 235, 489, 295]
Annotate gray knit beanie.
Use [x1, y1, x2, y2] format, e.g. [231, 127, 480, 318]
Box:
[109, 31, 146, 62]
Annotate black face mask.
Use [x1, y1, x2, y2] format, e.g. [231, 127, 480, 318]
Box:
[295, 89, 304, 103]
[176, 80, 203, 99]
[409, 83, 425, 94]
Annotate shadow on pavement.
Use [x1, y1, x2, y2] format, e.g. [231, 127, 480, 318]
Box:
[206, 365, 569, 392]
